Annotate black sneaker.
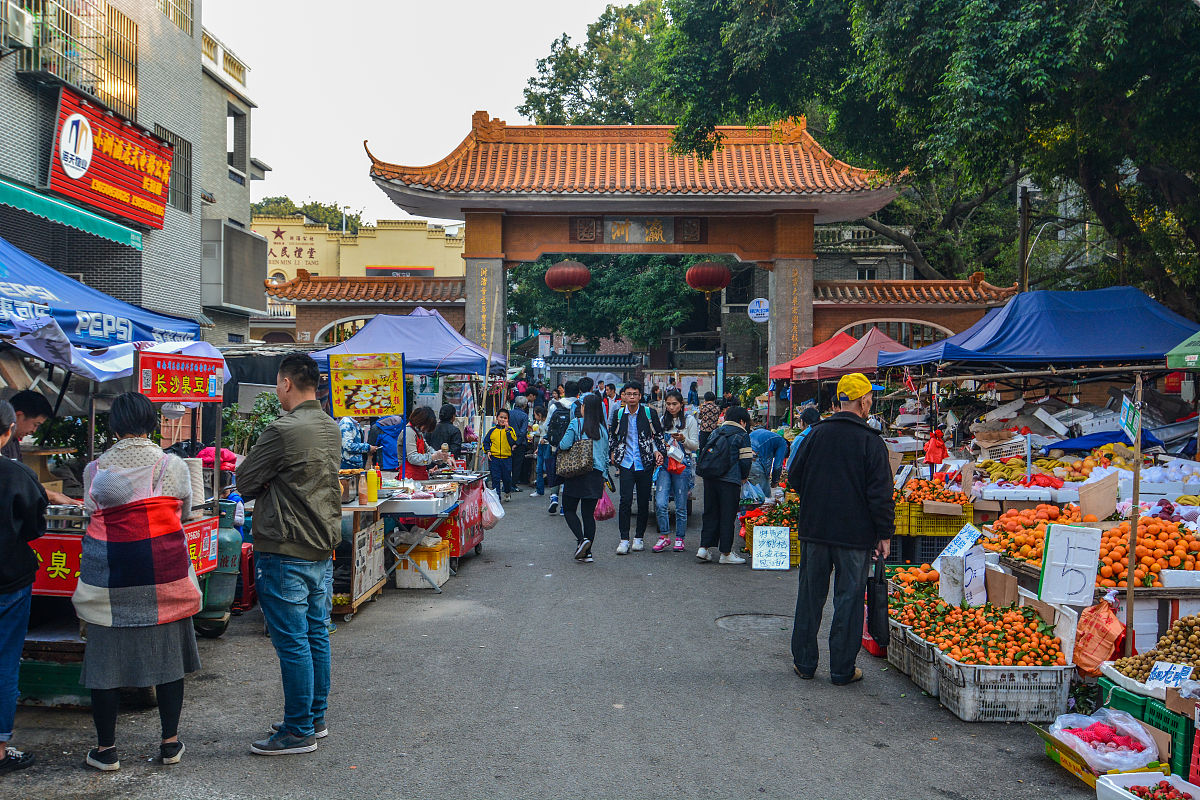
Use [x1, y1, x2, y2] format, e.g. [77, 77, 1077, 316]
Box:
[584, 554, 595, 563]
[160, 741, 185, 765]
[0, 747, 34, 774]
[250, 730, 317, 756]
[547, 497, 559, 515]
[272, 721, 328, 739]
[574, 538, 591, 560]
[86, 747, 120, 771]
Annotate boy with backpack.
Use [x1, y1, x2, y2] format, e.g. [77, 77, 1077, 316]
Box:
[607, 380, 667, 554]
[483, 410, 519, 501]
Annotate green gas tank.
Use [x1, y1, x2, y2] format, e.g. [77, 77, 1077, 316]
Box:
[193, 500, 244, 638]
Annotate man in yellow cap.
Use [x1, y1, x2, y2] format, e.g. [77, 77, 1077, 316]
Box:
[786, 372, 894, 686]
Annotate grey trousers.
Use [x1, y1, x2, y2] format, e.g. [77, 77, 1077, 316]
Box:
[791, 541, 871, 683]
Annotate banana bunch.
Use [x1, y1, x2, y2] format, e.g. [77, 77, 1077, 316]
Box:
[1178, 495, 1200, 506]
[978, 458, 1027, 481]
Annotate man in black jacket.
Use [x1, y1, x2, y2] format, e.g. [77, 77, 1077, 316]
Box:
[787, 373, 894, 686]
[608, 381, 666, 554]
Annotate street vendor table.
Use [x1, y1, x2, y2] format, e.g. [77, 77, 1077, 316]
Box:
[382, 472, 487, 573]
[334, 499, 388, 621]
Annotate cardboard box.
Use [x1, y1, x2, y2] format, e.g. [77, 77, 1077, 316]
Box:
[40, 480, 63, 495]
[1033, 724, 1171, 789]
[1165, 687, 1200, 719]
[922, 500, 965, 517]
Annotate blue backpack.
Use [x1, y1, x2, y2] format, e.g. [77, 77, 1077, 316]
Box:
[373, 421, 404, 470]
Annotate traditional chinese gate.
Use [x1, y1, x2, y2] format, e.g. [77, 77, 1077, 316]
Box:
[365, 111, 897, 367]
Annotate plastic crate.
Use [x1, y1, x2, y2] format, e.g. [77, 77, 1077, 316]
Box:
[1191, 734, 1200, 785]
[978, 437, 1028, 461]
[937, 653, 1072, 722]
[905, 628, 941, 697]
[918, 534, 957, 564]
[1097, 676, 1148, 721]
[887, 617, 911, 675]
[910, 506, 974, 537]
[894, 501, 912, 536]
[1145, 699, 1194, 777]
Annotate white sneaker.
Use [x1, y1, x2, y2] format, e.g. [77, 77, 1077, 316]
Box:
[719, 553, 747, 565]
[696, 547, 713, 562]
[631, 537, 645, 551]
[616, 540, 631, 555]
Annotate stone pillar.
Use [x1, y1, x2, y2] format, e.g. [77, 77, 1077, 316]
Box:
[767, 258, 814, 368]
[464, 257, 507, 361]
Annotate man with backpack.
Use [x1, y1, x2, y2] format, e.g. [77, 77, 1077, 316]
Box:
[543, 380, 582, 516]
[607, 380, 667, 554]
[694, 405, 754, 564]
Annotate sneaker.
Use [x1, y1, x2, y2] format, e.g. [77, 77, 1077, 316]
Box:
[548, 496, 559, 514]
[719, 553, 747, 565]
[652, 536, 670, 552]
[616, 540, 631, 555]
[584, 554, 595, 563]
[674, 539, 686, 552]
[532, 491, 545, 497]
[271, 721, 328, 740]
[696, 547, 714, 563]
[250, 730, 318, 756]
[574, 538, 591, 561]
[511, 488, 523, 494]
[159, 741, 185, 765]
[631, 537, 645, 552]
[832, 667, 864, 686]
[504, 493, 511, 502]
[0, 747, 34, 774]
[559, 505, 565, 516]
[86, 747, 120, 771]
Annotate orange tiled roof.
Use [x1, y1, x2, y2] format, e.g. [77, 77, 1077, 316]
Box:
[814, 272, 1017, 305]
[265, 270, 465, 304]
[367, 111, 883, 197]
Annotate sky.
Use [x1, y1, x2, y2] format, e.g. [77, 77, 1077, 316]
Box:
[201, 0, 615, 226]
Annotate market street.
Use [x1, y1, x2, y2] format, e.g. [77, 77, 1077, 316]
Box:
[8, 490, 1090, 800]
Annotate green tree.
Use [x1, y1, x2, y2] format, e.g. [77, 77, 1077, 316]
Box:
[251, 196, 364, 235]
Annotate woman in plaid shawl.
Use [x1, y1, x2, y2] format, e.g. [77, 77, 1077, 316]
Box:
[72, 393, 201, 772]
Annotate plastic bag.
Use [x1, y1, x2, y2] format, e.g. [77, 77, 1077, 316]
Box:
[740, 481, 765, 503]
[481, 487, 505, 530]
[594, 489, 615, 521]
[1049, 708, 1158, 773]
[1074, 594, 1126, 676]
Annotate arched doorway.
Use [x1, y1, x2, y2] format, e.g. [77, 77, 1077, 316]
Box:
[315, 315, 374, 343]
[262, 331, 295, 344]
[835, 318, 953, 349]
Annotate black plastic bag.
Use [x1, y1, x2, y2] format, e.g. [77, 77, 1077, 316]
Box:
[866, 553, 890, 648]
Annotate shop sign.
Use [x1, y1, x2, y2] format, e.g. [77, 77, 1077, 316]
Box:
[136, 352, 224, 403]
[457, 479, 484, 549]
[751, 526, 791, 570]
[747, 298, 770, 323]
[185, 517, 219, 577]
[47, 88, 174, 229]
[330, 354, 406, 417]
[30, 533, 83, 596]
[1119, 395, 1140, 445]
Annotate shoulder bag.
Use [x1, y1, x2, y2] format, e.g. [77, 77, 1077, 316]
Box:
[555, 421, 595, 479]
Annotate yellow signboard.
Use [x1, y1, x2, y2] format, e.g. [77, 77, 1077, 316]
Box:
[329, 354, 406, 418]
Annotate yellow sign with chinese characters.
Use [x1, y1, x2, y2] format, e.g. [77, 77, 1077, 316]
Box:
[330, 354, 406, 418]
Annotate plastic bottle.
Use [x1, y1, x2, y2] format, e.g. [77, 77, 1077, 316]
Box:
[357, 473, 368, 504]
[367, 468, 379, 503]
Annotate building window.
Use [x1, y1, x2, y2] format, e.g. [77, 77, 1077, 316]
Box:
[158, 0, 193, 36]
[227, 104, 247, 172]
[724, 265, 754, 305]
[269, 271, 287, 284]
[100, 6, 137, 120]
[154, 126, 192, 213]
[227, 333, 244, 343]
[17, 0, 106, 99]
[856, 267, 878, 281]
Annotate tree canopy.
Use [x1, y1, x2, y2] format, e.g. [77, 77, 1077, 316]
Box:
[250, 196, 364, 235]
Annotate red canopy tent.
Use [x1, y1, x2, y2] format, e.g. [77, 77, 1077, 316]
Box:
[792, 327, 909, 380]
[767, 332, 857, 380]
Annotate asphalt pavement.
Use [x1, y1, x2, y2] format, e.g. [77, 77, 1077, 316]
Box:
[8, 482, 1093, 799]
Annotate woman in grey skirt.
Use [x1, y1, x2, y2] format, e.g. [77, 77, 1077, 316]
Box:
[73, 393, 202, 771]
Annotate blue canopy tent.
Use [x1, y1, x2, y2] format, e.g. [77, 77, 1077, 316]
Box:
[879, 287, 1199, 370]
[311, 308, 506, 375]
[0, 234, 200, 347]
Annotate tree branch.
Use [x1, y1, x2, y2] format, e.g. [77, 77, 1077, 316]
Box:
[940, 167, 1028, 230]
[860, 217, 946, 279]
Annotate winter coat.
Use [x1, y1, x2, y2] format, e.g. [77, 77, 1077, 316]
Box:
[608, 403, 667, 470]
[705, 421, 755, 485]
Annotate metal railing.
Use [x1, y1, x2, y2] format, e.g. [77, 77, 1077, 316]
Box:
[815, 224, 914, 249]
[15, 0, 106, 100]
[264, 300, 295, 319]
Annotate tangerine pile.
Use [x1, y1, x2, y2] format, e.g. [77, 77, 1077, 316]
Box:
[894, 598, 1067, 667]
[1096, 517, 1200, 588]
[889, 564, 939, 603]
[903, 477, 971, 506]
[980, 503, 1084, 567]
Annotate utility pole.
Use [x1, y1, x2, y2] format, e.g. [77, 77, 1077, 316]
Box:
[1018, 185, 1031, 292]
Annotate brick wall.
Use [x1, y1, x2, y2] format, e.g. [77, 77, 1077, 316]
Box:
[200, 72, 253, 227]
[294, 304, 467, 343]
[814, 251, 909, 281]
[813, 306, 988, 343]
[203, 308, 251, 344]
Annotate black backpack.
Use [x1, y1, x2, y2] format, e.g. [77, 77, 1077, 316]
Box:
[695, 428, 735, 478]
[545, 399, 577, 449]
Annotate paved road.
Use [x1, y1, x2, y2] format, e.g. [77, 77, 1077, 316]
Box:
[9, 485, 1091, 799]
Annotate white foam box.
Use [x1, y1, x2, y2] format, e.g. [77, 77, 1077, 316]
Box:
[1119, 481, 1184, 502]
[1050, 485, 1080, 504]
[1097, 773, 1200, 800]
[882, 436, 922, 453]
[1161, 569, 1200, 588]
[1077, 412, 1120, 436]
[1032, 407, 1070, 437]
[983, 398, 1025, 421]
[981, 485, 1053, 501]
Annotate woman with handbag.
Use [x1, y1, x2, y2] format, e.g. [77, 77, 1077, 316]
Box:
[653, 390, 699, 552]
[556, 394, 609, 563]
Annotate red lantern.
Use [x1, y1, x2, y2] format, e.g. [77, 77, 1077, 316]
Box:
[545, 259, 591, 299]
[685, 261, 732, 300]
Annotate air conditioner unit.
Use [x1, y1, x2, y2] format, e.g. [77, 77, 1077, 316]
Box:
[6, 3, 36, 49]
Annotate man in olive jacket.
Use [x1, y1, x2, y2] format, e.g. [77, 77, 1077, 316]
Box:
[236, 354, 342, 756]
[787, 373, 894, 687]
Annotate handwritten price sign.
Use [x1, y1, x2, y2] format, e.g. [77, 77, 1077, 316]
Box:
[752, 526, 791, 570]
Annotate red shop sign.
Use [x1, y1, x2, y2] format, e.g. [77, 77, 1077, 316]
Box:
[30, 533, 84, 597]
[136, 351, 224, 403]
[47, 87, 174, 229]
[184, 516, 219, 577]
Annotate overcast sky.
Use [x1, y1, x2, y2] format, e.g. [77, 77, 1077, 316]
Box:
[201, 0, 613, 225]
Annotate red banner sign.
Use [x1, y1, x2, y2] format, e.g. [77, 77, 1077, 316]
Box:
[136, 351, 224, 403]
[184, 517, 219, 577]
[30, 533, 84, 597]
[47, 88, 174, 229]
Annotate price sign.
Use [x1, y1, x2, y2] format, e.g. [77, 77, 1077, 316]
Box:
[932, 523, 984, 572]
[751, 526, 791, 570]
[330, 354, 406, 418]
[1038, 523, 1102, 606]
[1147, 661, 1195, 688]
[1120, 395, 1141, 445]
[30, 533, 84, 596]
[939, 545, 987, 607]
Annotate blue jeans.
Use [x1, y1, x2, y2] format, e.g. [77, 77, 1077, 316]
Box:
[0, 584, 32, 742]
[535, 443, 551, 494]
[489, 456, 513, 493]
[655, 465, 690, 539]
[256, 553, 332, 739]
